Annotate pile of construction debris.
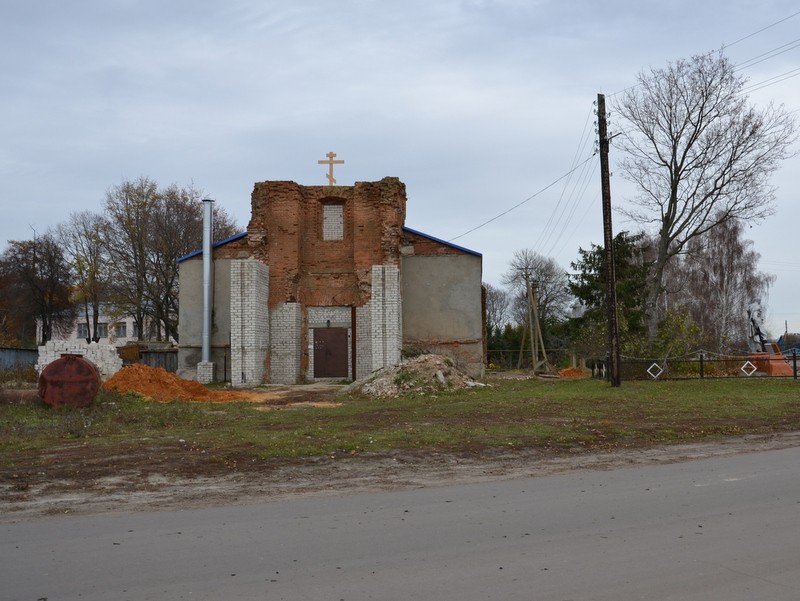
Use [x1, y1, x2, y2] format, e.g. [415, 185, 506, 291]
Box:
[345, 354, 487, 398]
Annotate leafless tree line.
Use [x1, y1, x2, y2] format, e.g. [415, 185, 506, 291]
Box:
[486, 50, 794, 358]
[487, 212, 777, 360]
[0, 177, 238, 346]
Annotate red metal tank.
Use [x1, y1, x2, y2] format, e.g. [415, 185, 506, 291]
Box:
[38, 354, 101, 408]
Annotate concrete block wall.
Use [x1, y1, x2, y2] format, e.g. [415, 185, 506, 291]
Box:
[270, 302, 302, 384]
[383, 265, 403, 368]
[37, 341, 123, 380]
[230, 259, 269, 387]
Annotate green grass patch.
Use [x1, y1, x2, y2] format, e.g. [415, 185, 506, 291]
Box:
[1, 378, 799, 471]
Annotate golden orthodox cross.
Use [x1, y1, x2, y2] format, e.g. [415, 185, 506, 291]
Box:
[318, 151, 344, 186]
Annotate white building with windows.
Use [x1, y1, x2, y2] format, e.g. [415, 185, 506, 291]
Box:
[74, 318, 137, 343]
[36, 309, 177, 378]
[37, 309, 170, 347]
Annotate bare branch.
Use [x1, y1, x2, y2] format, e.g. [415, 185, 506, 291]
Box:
[613, 50, 797, 336]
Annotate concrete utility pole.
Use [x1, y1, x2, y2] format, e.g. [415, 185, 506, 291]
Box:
[597, 93, 621, 387]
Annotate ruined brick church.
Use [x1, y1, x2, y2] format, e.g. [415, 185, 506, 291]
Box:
[177, 172, 484, 386]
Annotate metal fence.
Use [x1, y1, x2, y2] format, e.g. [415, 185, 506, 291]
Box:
[487, 348, 571, 371]
[486, 348, 800, 381]
[0, 347, 37, 371]
[603, 351, 800, 381]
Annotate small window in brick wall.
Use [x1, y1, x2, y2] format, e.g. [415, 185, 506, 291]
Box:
[322, 203, 344, 240]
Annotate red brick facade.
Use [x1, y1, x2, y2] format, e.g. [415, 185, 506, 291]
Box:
[178, 176, 484, 383]
[245, 177, 408, 310]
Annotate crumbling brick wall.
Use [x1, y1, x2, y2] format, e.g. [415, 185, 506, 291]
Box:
[246, 177, 406, 310]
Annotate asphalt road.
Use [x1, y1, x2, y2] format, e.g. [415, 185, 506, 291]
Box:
[3, 445, 800, 601]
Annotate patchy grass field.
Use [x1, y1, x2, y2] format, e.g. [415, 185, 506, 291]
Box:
[1, 375, 800, 517]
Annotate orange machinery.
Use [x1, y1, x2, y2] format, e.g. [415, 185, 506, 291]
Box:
[748, 341, 794, 377]
[748, 313, 794, 377]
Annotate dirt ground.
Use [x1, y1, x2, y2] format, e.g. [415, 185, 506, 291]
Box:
[4, 364, 800, 522]
[4, 377, 800, 522]
[4, 429, 799, 523]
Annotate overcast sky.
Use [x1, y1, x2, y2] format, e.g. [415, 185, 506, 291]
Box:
[1, 0, 798, 338]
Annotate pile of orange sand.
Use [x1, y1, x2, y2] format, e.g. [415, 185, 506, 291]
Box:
[558, 367, 589, 380]
[103, 364, 244, 402]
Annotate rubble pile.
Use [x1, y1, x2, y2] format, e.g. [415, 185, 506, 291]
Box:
[345, 354, 487, 398]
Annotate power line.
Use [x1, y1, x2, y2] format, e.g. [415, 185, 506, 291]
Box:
[761, 260, 800, 272]
[610, 10, 800, 98]
[742, 67, 800, 94]
[541, 152, 598, 257]
[450, 12, 800, 249]
[448, 153, 596, 242]
[724, 10, 800, 47]
[734, 37, 800, 71]
[533, 108, 597, 256]
[548, 165, 600, 259]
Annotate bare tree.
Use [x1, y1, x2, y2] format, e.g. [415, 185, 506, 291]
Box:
[102, 177, 240, 342]
[484, 282, 511, 341]
[102, 177, 159, 341]
[668, 216, 774, 353]
[0, 234, 75, 345]
[57, 211, 107, 342]
[614, 51, 796, 336]
[147, 183, 238, 342]
[502, 249, 572, 328]
[0, 257, 31, 344]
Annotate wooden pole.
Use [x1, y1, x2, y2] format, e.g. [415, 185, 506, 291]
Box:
[531, 282, 548, 370]
[597, 93, 621, 387]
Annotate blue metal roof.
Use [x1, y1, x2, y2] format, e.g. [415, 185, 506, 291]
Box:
[177, 232, 248, 263]
[402, 227, 482, 257]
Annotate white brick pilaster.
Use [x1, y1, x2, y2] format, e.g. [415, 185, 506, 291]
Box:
[270, 302, 302, 384]
[368, 264, 402, 373]
[230, 260, 269, 387]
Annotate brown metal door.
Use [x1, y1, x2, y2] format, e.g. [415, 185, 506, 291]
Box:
[313, 328, 348, 378]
